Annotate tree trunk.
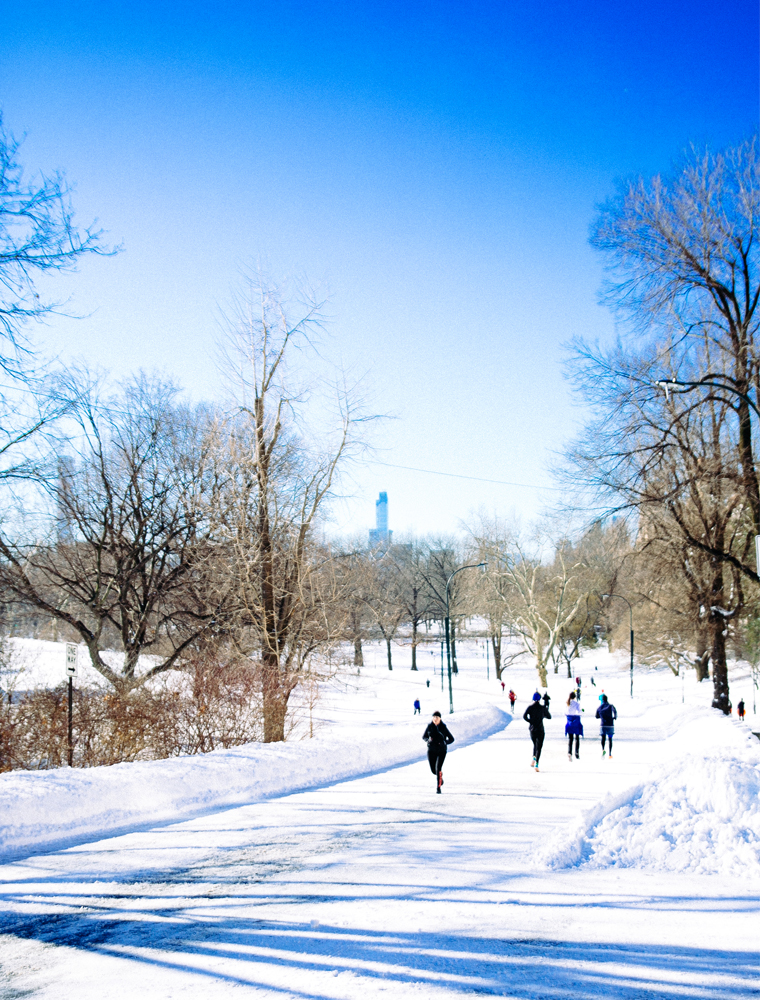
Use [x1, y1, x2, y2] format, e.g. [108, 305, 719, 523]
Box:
[491, 635, 502, 679]
[710, 615, 730, 713]
[353, 635, 364, 667]
[386, 638, 393, 670]
[537, 660, 548, 687]
[262, 659, 292, 743]
[694, 628, 709, 682]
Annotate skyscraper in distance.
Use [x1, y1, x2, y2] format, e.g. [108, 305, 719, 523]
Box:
[369, 491, 392, 547]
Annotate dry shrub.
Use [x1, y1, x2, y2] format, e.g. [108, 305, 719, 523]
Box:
[0, 647, 266, 772]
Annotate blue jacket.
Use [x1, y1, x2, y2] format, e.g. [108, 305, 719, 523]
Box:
[596, 702, 617, 727]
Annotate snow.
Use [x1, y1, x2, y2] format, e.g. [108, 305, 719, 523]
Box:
[1, 639, 759, 998]
[537, 709, 760, 876]
[0, 705, 508, 860]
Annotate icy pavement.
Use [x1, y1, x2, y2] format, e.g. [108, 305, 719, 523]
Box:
[1, 697, 759, 999]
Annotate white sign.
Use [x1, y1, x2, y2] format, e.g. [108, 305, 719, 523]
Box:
[66, 643, 78, 676]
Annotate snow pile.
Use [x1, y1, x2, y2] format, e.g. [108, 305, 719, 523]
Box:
[538, 715, 760, 876]
[0, 705, 509, 860]
[582, 750, 760, 876]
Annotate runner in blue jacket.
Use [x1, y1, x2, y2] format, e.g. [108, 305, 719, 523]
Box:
[595, 694, 617, 757]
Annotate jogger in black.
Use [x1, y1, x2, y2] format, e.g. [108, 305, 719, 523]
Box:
[423, 711, 455, 793]
[523, 693, 551, 770]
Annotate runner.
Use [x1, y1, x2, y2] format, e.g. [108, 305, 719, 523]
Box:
[508, 689, 516, 711]
[737, 698, 745, 721]
[413, 698, 421, 715]
[422, 711, 455, 793]
[565, 691, 583, 760]
[595, 693, 617, 757]
[523, 692, 551, 771]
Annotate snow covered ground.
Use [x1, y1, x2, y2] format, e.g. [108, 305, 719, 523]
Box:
[1, 641, 759, 998]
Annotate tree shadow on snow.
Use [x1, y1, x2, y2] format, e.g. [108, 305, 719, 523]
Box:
[0, 904, 758, 998]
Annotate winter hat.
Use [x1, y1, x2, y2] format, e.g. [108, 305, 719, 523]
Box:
[532, 692, 541, 701]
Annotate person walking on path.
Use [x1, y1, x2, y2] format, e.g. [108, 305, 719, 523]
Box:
[501, 681, 505, 693]
[423, 711, 455, 793]
[595, 693, 617, 757]
[523, 693, 551, 771]
[508, 690, 516, 711]
[413, 699, 421, 715]
[566, 691, 583, 760]
[737, 698, 746, 721]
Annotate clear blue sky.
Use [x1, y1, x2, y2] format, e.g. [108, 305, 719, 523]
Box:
[2, 0, 758, 536]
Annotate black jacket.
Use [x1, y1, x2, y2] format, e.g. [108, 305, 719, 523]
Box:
[423, 721, 455, 748]
[523, 702, 551, 730]
[596, 702, 617, 726]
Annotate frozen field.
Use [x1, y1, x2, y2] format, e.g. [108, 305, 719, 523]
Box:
[1, 641, 759, 998]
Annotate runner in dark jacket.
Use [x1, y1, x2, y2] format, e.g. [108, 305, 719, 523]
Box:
[523, 693, 551, 770]
[423, 712, 455, 793]
[595, 694, 617, 757]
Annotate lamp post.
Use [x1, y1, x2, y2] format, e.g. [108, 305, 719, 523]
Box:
[445, 563, 486, 714]
[602, 593, 634, 698]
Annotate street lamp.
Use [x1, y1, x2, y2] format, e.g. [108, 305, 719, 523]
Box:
[602, 593, 634, 698]
[655, 377, 760, 421]
[445, 563, 486, 714]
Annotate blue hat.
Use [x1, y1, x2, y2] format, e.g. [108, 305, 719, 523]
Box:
[532, 692, 541, 701]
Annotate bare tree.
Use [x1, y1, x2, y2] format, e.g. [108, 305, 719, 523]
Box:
[215, 275, 362, 741]
[566, 335, 748, 712]
[0, 373, 222, 693]
[476, 522, 588, 687]
[590, 135, 760, 558]
[0, 114, 111, 364]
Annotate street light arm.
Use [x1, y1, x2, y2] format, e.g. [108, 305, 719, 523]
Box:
[655, 378, 760, 421]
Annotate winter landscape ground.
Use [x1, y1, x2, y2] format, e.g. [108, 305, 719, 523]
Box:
[1, 642, 759, 999]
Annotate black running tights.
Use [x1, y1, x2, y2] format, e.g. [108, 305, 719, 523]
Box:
[427, 747, 446, 776]
[601, 732, 613, 753]
[568, 733, 580, 756]
[530, 729, 545, 764]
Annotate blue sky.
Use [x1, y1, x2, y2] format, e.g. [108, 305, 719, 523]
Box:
[2, 0, 758, 536]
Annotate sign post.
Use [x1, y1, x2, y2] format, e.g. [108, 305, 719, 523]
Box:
[66, 644, 77, 767]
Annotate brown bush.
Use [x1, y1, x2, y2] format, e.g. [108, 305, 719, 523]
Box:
[0, 649, 266, 772]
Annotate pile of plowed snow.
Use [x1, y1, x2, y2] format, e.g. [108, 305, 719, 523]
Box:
[538, 713, 760, 877]
[0, 705, 509, 860]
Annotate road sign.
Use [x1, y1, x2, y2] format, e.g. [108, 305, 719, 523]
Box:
[66, 643, 78, 676]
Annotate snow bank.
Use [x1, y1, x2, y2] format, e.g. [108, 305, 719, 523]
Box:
[538, 712, 760, 877]
[0, 705, 509, 860]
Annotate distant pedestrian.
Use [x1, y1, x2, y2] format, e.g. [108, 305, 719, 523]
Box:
[501, 681, 505, 692]
[737, 699, 745, 721]
[595, 693, 617, 758]
[413, 698, 421, 715]
[523, 693, 551, 771]
[542, 692, 551, 710]
[565, 691, 583, 760]
[508, 689, 516, 711]
[423, 711, 455, 793]
[426, 679, 430, 688]
[575, 676, 582, 702]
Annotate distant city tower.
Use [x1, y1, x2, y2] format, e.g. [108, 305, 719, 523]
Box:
[369, 491, 392, 547]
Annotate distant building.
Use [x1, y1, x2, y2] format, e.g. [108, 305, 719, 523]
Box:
[369, 491, 392, 548]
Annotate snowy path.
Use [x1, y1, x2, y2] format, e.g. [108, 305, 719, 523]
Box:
[1, 704, 759, 999]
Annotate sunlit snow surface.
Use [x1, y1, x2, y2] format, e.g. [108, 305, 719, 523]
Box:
[1, 642, 759, 998]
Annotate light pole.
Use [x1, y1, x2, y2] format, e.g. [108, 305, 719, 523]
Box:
[445, 563, 486, 714]
[602, 593, 634, 698]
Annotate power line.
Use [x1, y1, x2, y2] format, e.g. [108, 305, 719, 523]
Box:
[369, 460, 563, 491]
